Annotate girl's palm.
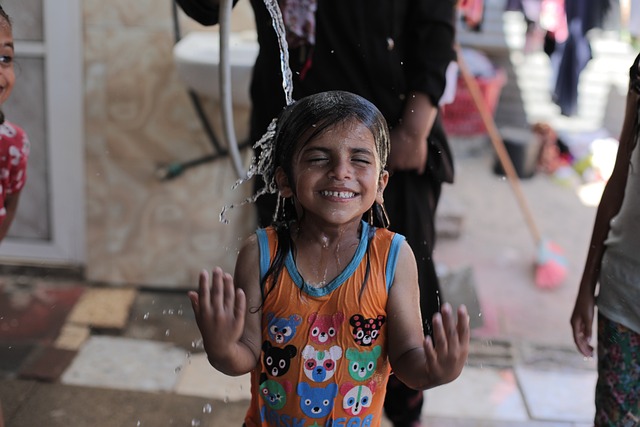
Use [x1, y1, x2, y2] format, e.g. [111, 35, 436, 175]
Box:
[189, 268, 246, 361]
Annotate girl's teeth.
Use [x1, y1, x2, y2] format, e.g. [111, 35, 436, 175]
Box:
[323, 191, 354, 198]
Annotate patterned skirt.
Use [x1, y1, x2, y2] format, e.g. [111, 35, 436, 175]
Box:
[595, 313, 640, 426]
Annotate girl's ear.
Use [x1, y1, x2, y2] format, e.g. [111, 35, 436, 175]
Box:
[376, 170, 389, 205]
[275, 166, 294, 198]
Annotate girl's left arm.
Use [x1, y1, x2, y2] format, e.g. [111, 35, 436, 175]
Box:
[386, 241, 470, 390]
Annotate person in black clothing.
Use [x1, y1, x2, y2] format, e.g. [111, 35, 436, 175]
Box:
[175, 1, 457, 425]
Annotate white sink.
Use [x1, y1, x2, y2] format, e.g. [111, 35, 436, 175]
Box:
[173, 30, 258, 108]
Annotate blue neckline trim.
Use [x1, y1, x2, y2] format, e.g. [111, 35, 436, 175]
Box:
[284, 221, 371, 297]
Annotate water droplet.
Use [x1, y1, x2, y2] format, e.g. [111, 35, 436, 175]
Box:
[203, 403, 212, 414]
[175, 366, 182, 374]
[191, 419, 201, 426]
[165, 329, 170, 337]
[143, 312, 150, 320]
[224, 396, 229, 403]
[136, 421, 142, 426]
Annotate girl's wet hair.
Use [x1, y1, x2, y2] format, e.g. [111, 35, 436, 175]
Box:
[268, 90, 390, 192]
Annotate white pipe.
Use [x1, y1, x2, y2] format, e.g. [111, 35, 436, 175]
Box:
[219, 0, 246, 179]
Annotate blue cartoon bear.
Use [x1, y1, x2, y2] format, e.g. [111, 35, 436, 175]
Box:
[345, 346, 381, 381]
[297, 382, 338, 418]
[266, 313, 302, 345]
[262, 341, 297, 377]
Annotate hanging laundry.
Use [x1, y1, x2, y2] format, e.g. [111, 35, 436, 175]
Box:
[549, 0, 611, 116]
[507, 0, 611, 116]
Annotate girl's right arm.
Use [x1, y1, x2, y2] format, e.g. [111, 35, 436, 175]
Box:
[188, 234, 262, 376]
[570, 81, 639, 357]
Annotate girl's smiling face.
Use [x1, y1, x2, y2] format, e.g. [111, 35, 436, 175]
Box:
[0, 18, 14, 107]
[277, 119, 388, 228]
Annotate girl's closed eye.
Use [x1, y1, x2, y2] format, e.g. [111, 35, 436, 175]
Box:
[352, 155, 372, 165]
[301, 149, 330, 164]
[0, 55, 12, 66]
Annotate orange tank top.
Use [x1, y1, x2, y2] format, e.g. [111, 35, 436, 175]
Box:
[244, 221, 405, 427]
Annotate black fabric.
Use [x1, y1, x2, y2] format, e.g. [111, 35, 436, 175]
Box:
[632, 52, 640, 95]
[384, 374, 425, 426]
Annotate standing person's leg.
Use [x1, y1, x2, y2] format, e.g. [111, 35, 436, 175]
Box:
[594, 313, 640, 426]
[383, 169, 443, 427]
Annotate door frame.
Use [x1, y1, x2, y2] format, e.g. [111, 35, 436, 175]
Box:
[0, 0, 85, 266]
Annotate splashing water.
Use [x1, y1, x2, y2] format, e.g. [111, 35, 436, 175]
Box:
[220, 119, 279, 223]
[264, 0, 294, 106]
[219, 0, 294, 223]
[202, 403, 213, 414]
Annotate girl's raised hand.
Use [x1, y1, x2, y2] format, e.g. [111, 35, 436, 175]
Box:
[188, 267, 246, 366]
[423, 303, 470, 386]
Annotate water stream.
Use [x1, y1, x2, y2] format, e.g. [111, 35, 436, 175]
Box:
[220, 0, 294, 223]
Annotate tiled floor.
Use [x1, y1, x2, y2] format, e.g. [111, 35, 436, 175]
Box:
[61, 336, 188, 392]
[0, 271, 600, 426]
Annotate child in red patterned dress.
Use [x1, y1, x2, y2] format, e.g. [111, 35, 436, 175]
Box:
[0, 6, 29, 426]
[0, 5, 29, 242]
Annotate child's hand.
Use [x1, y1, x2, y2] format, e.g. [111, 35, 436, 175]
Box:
[423, 303, 470, 386]
[188, 267, 246, 366]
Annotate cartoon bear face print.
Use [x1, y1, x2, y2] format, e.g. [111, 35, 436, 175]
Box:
[345, 346, 381, 381]
[340, 380, 376, 416]
[259, 373, 292, 410]
[350, 314, 386, 346]
[297, 382, 338, 419]
[267, 313, 302, 344]
[301, 345, 343, 382]
[262, 341, 297, 377]
[308, 312, 344, 345]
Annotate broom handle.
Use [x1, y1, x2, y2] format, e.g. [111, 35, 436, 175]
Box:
[454, 45, 542, 244]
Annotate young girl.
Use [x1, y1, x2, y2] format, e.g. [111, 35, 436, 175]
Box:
[189, 91, 470, 427]
[0, 6, 29, 242]
[571, 52, 640, 426]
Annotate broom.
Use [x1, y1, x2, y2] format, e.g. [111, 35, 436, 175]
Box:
[454, 45, 567, 289]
